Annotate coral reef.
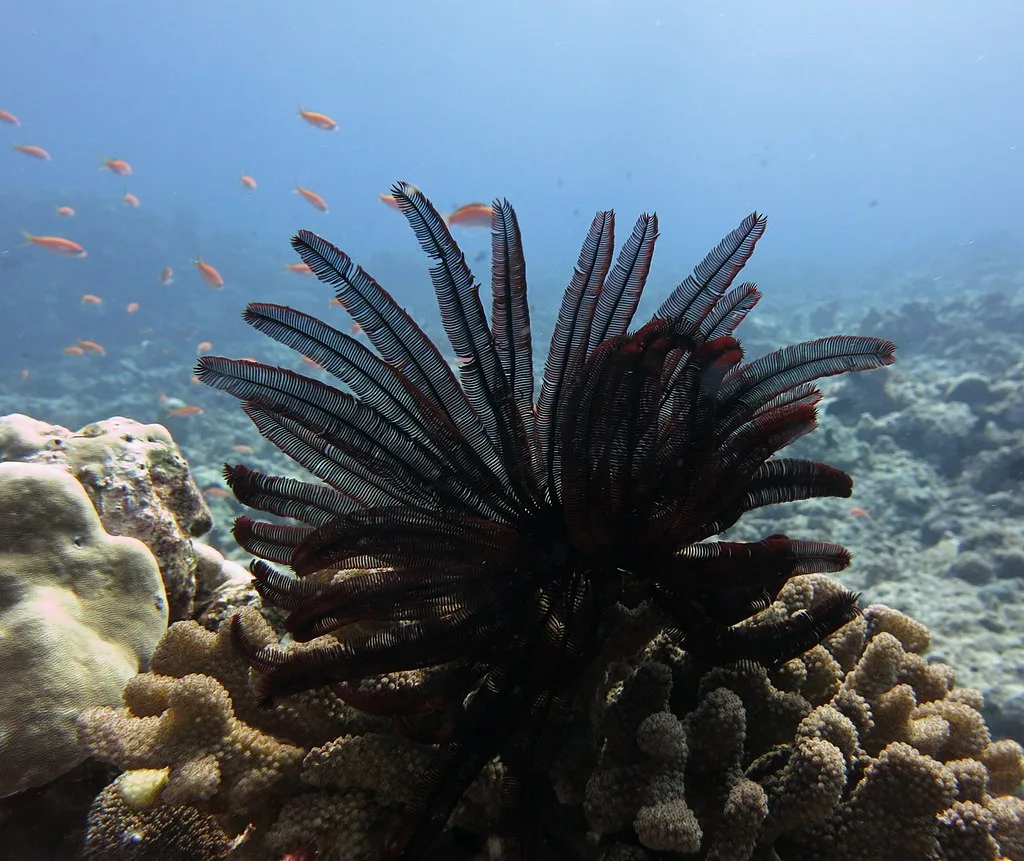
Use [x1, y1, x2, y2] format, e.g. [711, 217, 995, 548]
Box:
[0, 461, 167, 798]
[0, 413, 213, 620]
[77, 574, 1024, 859]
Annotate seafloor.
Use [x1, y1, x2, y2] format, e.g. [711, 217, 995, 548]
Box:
[1, 219, 1022, 859]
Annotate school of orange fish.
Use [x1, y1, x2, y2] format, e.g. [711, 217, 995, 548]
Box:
[3, 104, 494, 435]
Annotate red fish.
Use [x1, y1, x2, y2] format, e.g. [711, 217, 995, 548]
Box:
[14, 144, 50, 161]
[101, 158, 132, 176]
[294, 185, 329, 213]
[298, 108, 338, 131]
[445, 202, 493, 228]
[21, 232, 86, 257]
[194, 257, 224, 289]
[0, 109, 19, 126]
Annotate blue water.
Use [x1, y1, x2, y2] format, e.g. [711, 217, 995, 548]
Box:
[0, 0, 1021, 405]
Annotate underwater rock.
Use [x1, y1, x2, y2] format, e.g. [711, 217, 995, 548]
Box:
[948, 551, 996, 586]
[856, 401, 979, 477]
[826, 367, 902, 424]
[0, 461, 167, 799]
[0, 414, 213, 621]
[945, 373, 999, 407]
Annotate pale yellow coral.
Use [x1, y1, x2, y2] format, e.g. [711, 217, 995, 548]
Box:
[0, 462, 167, 797]
[77, 672, 304, 819]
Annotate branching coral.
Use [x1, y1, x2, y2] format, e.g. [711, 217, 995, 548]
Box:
[79, 575, 1024, 859]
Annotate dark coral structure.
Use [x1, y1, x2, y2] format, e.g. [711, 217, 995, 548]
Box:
[197, 182, 895, 858]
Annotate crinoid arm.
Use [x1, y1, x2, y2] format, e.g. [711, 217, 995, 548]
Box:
[200, 181, 895, 859]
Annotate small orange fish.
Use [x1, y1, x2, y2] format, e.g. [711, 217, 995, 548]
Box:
[378, 193, 402, 212]
[123, 192, 140, 208]
[55, 205, 75, 217]
[203, 487, 230, 499]
[159, 266, 174, 285]
[167, 405, 204, 417]
[14, 144, 50, 161]
[301, 356, 323, 370]
[126, 302, 139, 313]
[63, 345, 85, 356]
[849, 506, 870, 518]
[445, 202, 493, 228]
[19, 367, 30, 380]
[294, 185, 329, 213]
[194, 257, 224, 289]
[196, 340, 213, 353]
[81, 294, 102, 305]
[21, 232, 87, 257]
[329, 297, 345, 309]
[350, 322, 363, 336]
[285, 262, 313, 275]
[101, 158, 132, 176]
[0, 109, 19, 126]
[232, 444, 255, 454]
[77, 340, 106, 355]
[240, 174, 257, 190]
[298, 107, 338, 131]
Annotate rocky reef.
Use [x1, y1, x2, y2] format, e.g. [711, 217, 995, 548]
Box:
[2, 265, 1024, 859]
[0, 410, 1019, 858]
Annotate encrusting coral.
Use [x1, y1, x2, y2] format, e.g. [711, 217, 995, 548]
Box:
[0, 461, 167, 799]
[77, 573, 1024, 860]
[0, 413, 213, 620]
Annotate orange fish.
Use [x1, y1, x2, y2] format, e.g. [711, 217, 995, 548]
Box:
[196, 341, 213, 353]
[159, 266, 174, 285]
[55, 206, 75, 217]
[0, 109, 19, 126]
[81, 294, 102, 305]
[14, 144, 50, 161]
[849, 506, 870, 518]
[328, 297, 345, 308]
[285, 262, 313, 275]
[123, 192, 140, 208]
[350, 322, 363, 336]
[63, 345, 85, 356]
[19, 368, 30, 380]
[445, 202, 493, 228]
[298, 108, 338, 131]
[77, 340, 106, 355]
[378, 193, 402, 212]
[21, 232, 87, 257]
[300, 356, 323, 370]
[101, 158, 132, 176]
[232, 444, 255, 454]
[294, 185, 329, 213]
[194, 257, 224, 289]
[240, 174, 257, 190]
[203, 486, 230, 499]
[167, 405, 204, 417]
[126, 302, 139, 313]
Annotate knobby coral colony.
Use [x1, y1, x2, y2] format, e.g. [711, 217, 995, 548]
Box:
[196, 181, 896, 859]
